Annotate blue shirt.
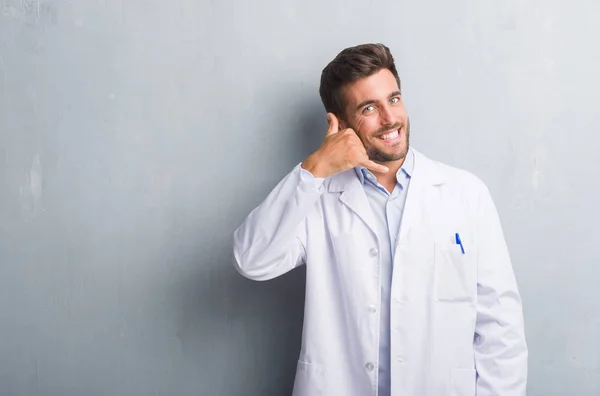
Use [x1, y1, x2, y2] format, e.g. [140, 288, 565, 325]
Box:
[355, 148, 414, 396]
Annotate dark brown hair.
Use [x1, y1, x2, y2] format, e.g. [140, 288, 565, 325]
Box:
[319, 43, 401, 119]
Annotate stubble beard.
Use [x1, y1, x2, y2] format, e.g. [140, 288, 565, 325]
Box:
[365, 118, 411, 163]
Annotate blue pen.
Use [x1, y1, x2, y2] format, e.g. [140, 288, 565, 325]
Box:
[455, 233, 465, 254]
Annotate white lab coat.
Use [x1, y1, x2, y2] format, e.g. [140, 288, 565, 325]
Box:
[233, 147, 527, 396]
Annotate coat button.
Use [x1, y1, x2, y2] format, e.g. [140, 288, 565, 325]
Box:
[369, 248, 378, 257]
[365, 362, 375, 371]
[368, 305, 377, 313]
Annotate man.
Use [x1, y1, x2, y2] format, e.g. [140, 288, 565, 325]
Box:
[233, 43, 527, 396]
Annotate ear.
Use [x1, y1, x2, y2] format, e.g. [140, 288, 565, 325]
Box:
[337, 113, 348, 130]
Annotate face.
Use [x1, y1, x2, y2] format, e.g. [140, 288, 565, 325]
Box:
[340, 68, 410, 164]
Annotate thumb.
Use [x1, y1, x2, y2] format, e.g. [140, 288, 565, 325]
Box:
[325, 113, 340, 136]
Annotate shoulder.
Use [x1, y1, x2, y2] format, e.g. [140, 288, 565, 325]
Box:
[413, 147, 489, 194]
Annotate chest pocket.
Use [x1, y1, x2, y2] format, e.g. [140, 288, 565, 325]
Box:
[434, 242, 476, 303]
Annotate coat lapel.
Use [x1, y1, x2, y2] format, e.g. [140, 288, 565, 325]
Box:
[397, 148, 447, 245]
[327, 169, 378, 237]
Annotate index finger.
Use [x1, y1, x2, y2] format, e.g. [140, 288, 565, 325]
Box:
[325, 113, 339, 136]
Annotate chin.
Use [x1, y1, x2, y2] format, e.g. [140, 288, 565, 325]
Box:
[386, 146, 409, 161]
[369, 149, 407, 163]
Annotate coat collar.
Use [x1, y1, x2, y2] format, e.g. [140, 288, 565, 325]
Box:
[325, 147, 446, 244]
[326, 147, 446, 193]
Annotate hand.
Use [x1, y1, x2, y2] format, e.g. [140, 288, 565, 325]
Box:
[301, 113, 389, 178]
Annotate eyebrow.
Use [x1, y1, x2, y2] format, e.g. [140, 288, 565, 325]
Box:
[355, 90, 402, 111]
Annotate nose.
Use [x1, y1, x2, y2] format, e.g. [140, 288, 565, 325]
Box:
[380, 104, 395, 126]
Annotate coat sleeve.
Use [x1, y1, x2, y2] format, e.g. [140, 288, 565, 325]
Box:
[474, 182, 528, 395]
[232, 164, 324, 281]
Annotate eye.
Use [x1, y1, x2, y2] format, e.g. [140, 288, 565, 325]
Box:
[362, 105, 375, 114]
[390, 97, 400, 104]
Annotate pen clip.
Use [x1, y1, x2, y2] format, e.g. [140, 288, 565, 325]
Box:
[455, 233, 465, 254]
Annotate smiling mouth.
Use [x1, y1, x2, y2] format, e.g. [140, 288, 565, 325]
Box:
[377, 129, 400, 141]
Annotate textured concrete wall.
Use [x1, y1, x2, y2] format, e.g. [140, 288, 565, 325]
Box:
[1, 0, 598, 394]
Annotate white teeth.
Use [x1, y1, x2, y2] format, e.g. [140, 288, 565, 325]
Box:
[379, 130, 399, 140]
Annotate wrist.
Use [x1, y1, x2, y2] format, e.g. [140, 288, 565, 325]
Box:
[301, 153, 328, 179]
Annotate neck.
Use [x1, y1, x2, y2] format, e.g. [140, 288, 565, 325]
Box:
[371, 157, 405, 193]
